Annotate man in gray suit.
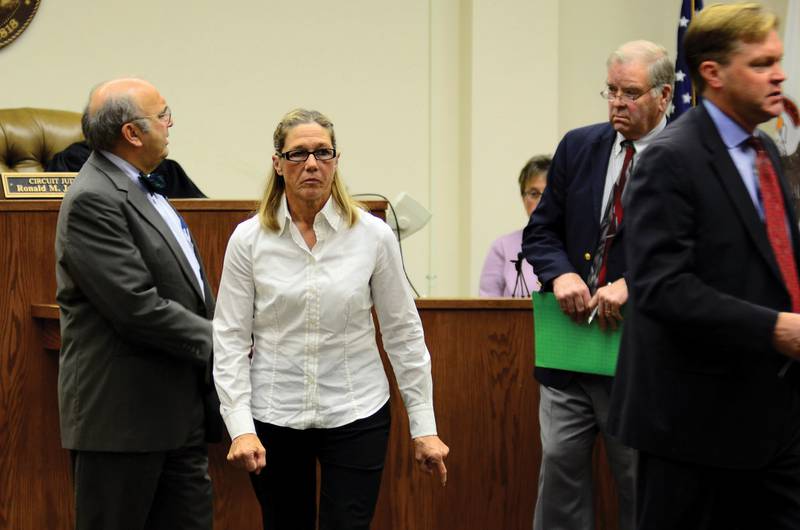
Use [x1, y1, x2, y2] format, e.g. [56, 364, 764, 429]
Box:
[56, 78, 220, 530]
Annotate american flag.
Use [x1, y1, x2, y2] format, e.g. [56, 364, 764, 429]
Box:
[670, 0, 704, 122]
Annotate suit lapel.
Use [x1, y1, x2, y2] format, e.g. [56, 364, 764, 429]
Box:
[695, 107, 785, 284]
[88, 152, 207, 307]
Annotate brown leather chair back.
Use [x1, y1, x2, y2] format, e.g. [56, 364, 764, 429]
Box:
[0, 108, 83, 172]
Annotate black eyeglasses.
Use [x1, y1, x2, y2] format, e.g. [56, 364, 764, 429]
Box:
[279, 148, 337, 163]
[600, 86, 654, 103]
[523, 190, 543, 200]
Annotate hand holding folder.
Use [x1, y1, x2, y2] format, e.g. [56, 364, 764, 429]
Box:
[532, 292, 623, 376]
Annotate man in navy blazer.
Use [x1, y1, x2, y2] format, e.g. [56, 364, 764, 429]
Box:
[522, 40, 673, 530]
[608, 4, 800, 528]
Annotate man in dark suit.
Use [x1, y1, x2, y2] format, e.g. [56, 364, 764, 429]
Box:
[523, 41, 673, 530]
[56, 78, 220, 530]
[607, 4, 800, 529]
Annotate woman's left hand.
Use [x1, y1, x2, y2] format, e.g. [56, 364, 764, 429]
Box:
[413, 435, 450, 487]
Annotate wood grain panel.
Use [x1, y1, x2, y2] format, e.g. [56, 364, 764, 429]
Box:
[0, 205, 73, 529]
[373, 307, 541, 530]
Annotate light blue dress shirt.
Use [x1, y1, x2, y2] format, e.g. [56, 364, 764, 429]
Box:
[702, 99, 765, 220]
[100, 150, 205, 298]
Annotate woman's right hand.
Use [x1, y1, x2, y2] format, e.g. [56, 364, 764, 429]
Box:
[228, 433, 267, 474]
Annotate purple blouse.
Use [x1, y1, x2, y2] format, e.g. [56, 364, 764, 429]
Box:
[479, 229, 539, 297]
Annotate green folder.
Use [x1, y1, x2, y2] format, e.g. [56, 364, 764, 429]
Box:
[532, 292, 623, 376]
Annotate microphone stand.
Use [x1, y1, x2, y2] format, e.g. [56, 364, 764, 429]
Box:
[511, 252, 530, 298]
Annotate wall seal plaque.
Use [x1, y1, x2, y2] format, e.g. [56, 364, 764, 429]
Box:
[0, 0, 40, 50]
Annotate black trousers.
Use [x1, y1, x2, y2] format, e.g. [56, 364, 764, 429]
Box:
[251, 401, 391, 530]
[636, 431, 800, 530]
[71, 441, 212, 530]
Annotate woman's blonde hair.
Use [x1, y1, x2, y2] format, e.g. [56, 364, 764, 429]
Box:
[258, 108, 361, 231]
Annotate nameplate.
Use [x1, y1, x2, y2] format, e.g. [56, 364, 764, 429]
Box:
[1, 172, 77, 199]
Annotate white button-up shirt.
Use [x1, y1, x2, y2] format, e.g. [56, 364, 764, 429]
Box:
[213, 195, 437, 440]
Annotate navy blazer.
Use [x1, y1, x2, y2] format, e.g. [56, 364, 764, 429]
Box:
[608, 104, 800, 468]
[522, 122, 621, 388]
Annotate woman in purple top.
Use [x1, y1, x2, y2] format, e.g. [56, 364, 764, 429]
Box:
[479, 155, 551, 297]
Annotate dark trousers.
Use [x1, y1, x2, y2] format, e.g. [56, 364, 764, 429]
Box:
[636, 433, 800, 530]
[71, 442, 212, 530]
[251, 401, 391, 530]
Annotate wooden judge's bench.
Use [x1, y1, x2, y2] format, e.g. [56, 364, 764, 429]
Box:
[0, 198, 618, 530]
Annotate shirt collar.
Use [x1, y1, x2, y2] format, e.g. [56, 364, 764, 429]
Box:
[100, 150, 149, 191]
[277, 193, 342, 235]
[613, 116, 667, 155]
[702, 99, 752, 149]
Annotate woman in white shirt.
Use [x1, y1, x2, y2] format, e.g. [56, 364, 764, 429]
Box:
[213, 108, 449, 530]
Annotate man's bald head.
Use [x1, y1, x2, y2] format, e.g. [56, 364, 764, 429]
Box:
[81, 77, 171, 173]
[87, 78, 155, 116]
[82, 78, 157, 152]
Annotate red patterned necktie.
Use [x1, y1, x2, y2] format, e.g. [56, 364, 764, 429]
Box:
[748, 137, 800, 312]
[592, 140, 635, 290]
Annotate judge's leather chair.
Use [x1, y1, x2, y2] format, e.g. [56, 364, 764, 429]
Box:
[0, 108, 82, 172]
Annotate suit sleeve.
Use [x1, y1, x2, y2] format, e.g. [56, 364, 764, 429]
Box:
[626, 142, 778, 351]
[522, 134, 577, 288]
[60, 189, 212, 364]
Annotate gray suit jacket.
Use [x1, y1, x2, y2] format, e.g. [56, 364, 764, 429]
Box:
[56, 151, 221, 452]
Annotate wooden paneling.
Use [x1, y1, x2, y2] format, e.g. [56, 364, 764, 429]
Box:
[0, 199, 618, 530]
[0, 203, 70, 530]
[374, 303, 540, 529]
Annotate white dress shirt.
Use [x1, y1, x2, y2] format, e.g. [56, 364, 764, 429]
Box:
[600, 117, 667, 220]
[213, 195, 437, 440]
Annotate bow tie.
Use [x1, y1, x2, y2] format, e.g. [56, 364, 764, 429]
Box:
[138, 172, 167, 195]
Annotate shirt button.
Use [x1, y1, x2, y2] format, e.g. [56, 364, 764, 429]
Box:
[584, 252, 591, 261]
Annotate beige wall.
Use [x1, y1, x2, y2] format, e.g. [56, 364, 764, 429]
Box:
[558, 0, 787, 135]
[1, 0, 791, 295]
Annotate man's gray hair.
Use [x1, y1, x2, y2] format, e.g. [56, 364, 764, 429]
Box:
[81, 89, 148, 152]
[607, 40, 675, 101]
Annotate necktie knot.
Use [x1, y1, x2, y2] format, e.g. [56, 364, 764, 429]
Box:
[139, 172, 167, 195]
[621, 139, 636, 154]
[619, 140, 636, 182]
[745, 136, 765, 152]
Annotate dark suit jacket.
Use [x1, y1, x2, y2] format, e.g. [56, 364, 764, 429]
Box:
[522, 122, 623, 388]
[607, 104, 800, 469]
[56, 151, 222, 452]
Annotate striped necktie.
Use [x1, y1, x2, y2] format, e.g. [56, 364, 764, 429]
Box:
[588, 140, 635, 292]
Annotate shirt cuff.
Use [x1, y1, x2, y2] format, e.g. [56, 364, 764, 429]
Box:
[223, 408, 257, 440]
[407, 406, 437, 439]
